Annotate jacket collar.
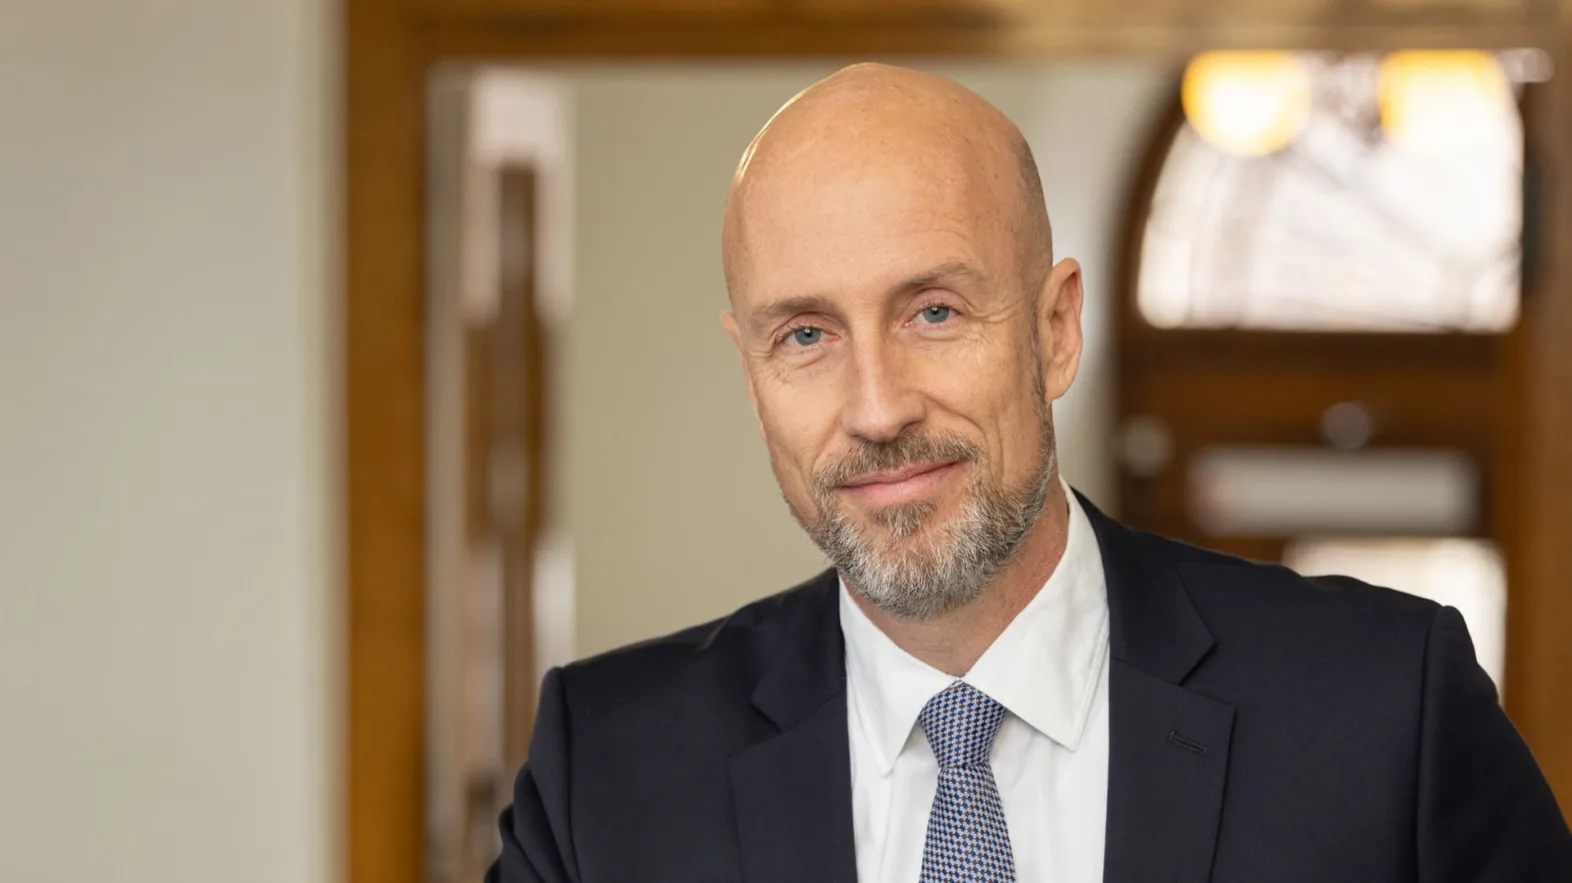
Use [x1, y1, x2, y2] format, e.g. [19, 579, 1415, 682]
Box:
[1076, 493, 1234, 883]
[730, 569, 858, 883]
[1078, 491, 1216, 684]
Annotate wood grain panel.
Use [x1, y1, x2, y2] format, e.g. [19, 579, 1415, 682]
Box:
[793, 0, 1028, 22]
[1501, 53, 1572, 816]
[425, 18, 1552, 61]
[422, 0, 767, 23]
[345, 0, 427, 881]
[794, 0, 1542, 33]
[495, 166, 546, 776]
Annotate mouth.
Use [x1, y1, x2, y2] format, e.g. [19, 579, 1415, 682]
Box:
[837, 460, 964, 508]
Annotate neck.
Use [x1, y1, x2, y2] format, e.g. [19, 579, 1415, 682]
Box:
[850, 480, 1072, 676]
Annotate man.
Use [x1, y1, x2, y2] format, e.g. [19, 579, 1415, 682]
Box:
[489, 64, 1571, 882]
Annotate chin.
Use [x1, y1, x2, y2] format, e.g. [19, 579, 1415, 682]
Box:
[864, 497, 975, 554]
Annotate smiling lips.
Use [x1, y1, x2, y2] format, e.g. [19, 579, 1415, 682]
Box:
[838, 460, 963, 507]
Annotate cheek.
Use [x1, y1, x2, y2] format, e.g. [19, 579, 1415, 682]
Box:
[756, 384, 838, 493]
[988, 365, 1050, 463]
[917, 339, 1041, 462]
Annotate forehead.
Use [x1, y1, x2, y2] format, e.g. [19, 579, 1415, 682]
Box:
[731, 143, 1016, 313]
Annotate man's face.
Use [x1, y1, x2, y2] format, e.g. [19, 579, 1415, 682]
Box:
[725, 147, 1078, 619]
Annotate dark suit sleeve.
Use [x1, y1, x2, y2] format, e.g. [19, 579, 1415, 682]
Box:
[487, 667, 580, 883]
[1415, 606, 1572, 881]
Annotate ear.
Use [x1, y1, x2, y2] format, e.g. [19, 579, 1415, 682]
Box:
[720, 310, 767, 439]
[1035, 257, 1085, 402]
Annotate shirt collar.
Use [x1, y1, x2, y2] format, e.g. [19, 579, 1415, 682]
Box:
[838, 480, 1111, 776]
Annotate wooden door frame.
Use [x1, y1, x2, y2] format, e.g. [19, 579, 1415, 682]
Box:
[345, 6, 1572, 882]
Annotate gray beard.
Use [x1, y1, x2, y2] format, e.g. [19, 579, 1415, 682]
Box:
[796, 420, 1056, 621]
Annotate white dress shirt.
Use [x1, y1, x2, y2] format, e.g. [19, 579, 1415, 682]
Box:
[839, 484, 1111, 882]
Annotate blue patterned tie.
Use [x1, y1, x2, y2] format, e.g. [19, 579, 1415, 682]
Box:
[918, 681, 1016, 883]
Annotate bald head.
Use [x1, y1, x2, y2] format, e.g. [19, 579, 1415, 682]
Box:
[722, 63, 1051, 304]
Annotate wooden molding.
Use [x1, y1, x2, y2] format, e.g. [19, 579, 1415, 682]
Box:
[425, 19, 1552, 61]
[1502, 49, 1572, 816]
[345, 0, 427, 882]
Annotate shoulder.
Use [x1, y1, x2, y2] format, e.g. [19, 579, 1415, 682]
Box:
[1137, 530, 1444, 682]
[1080, 493, 1444, 663]
[552, 568, 837, 713]
[1159, 531, 1438, 627]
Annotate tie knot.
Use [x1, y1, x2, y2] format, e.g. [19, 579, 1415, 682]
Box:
[918, 681, 1007, 769]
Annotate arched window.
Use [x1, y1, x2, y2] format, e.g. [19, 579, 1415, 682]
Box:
[1135, 51, 1531, 333]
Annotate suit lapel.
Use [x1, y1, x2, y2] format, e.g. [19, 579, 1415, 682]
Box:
[1081, 495, 1235, 883]
[1104, 661, 1235, 883]
[729, 571, 858, 883]
[730, 696, 858, 883]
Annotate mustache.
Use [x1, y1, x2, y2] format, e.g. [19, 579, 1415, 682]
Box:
[814, 432, 981, 492]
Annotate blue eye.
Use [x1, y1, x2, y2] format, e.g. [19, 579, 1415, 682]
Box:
[790, 327, 823, 346]
[918, 305, 953, 324]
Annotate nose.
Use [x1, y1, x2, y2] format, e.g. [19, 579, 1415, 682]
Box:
[840, 335, 925, 444]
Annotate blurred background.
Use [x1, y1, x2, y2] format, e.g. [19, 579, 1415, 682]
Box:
[3, 2, 1570, 883]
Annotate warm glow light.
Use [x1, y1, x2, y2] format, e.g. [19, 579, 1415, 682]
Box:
[1181, 51, 1312, 157]
[1379, 51, 1513, 152]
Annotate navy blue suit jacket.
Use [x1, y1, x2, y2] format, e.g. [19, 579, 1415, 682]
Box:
[489, 496, 1572, 882]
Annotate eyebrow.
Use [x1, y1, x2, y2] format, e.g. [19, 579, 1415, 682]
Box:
[745, 260, 988, 337]
[745, 294, 841, 338]
[897, 260, 987, 295]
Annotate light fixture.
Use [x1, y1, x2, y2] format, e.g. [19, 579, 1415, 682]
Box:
[1378, 50, 1512, 153]
[1181, 51, 1312, 157]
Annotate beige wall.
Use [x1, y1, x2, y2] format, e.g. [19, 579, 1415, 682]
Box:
[561, 62, 1171, 658]
[0, 2, 338, 882]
